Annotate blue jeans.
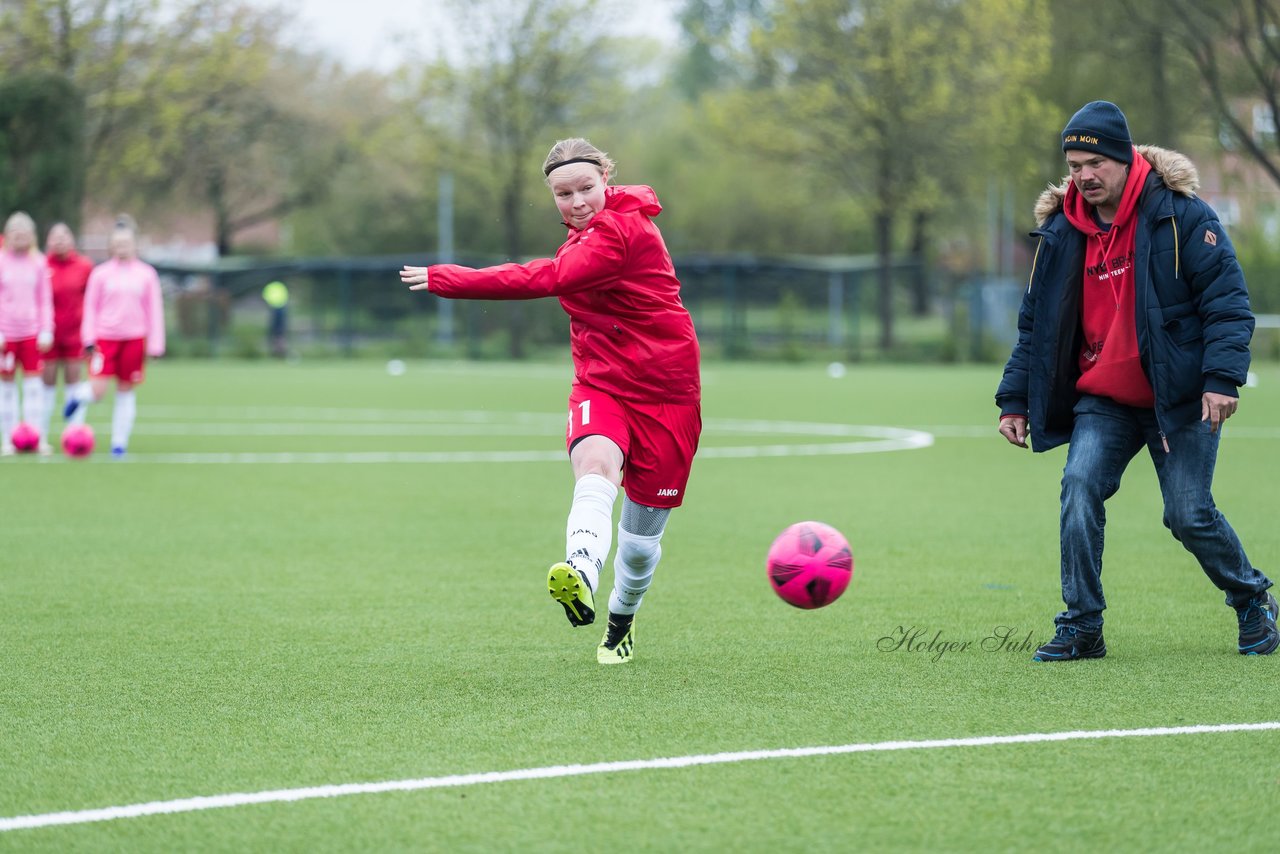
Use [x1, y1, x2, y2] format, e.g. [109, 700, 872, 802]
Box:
[1057, 394, 1271, 630]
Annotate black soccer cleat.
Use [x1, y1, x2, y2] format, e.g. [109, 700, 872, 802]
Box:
[597, 612, 635, 665]
[1032, 625, 1106, 662]
[1236, 592, 1279, 655]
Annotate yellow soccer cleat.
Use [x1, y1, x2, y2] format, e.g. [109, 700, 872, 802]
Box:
[548, 562, 595, 627]
[596, 613, 635, 665]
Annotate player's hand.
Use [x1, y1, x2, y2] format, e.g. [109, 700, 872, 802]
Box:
[401, 266, 430, 291]
[1201, 391, 1238, 433]
[83, 342, 96, 355]
[0, 332, 6, 348]
[37, 331, 53, 351]
[999, 415, 1028, 449]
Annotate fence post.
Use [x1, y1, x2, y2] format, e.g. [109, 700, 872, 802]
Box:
[828, 271, 844, 348]
[208, 271, 222, 354]
[723, 266, 748, 359]
[340, 267, 353, 357]
[846, 272, 862, 361]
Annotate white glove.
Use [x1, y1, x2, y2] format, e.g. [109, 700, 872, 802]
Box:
[37, 331, 54, 351]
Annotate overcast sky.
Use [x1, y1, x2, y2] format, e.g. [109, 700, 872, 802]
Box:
[275, 0, 682, 72]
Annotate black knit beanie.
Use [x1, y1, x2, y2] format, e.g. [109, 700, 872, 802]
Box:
[1061, 101, 1133, 164]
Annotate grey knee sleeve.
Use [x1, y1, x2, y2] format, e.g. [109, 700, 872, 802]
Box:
[621, 497, 670, 537]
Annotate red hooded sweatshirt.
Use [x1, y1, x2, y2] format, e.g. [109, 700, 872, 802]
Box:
[47, 249, 94, 344]
[1064, 148, 1154, 407]
[427, 185, 701, 405]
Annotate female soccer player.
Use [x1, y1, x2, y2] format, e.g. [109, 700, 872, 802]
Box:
[0, 211, 54, 455]
[42, 223, 94, 445]
[64, 219, 165, 457]
[401, 138, 702, 664]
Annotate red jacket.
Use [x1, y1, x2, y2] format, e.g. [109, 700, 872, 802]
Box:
[48, 250, 94, 343]
[427, 185, 701, 404]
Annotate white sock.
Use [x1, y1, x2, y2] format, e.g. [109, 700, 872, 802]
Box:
[39, 382, 56, 439]
[0, 381, 16, 442]
[111, 389, 136, 450]
[564, 473, 618, 593]
[22, 377, 44, 436]
[69, 380, 93, 425]
[609, 527, 663, 615]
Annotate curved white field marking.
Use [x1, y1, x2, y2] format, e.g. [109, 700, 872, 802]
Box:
[143, 406, 566, 425]
[699, 425, 931, 458]
[124, 419, 1280, 441]
[130, 450, 570, 464]
[134, 422, 562, 437]
[100, 407, 935, 463]
[1, 721, 1276, 832]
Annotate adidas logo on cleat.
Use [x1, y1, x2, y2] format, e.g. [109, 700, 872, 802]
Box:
[597, 613, 635, 665]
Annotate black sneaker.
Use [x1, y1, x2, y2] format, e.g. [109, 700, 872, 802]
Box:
[1236, 592, 1279, 655]
[1032, 625, 1106, 662]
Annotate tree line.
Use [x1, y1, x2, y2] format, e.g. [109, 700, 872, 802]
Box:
[4, 0, 1279, 350]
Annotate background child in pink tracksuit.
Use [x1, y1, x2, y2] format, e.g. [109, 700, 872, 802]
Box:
[64, 219, 165, 457]
[0, 211, 54, 454]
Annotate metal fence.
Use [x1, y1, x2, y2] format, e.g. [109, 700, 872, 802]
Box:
[155, 254, 1030, 363]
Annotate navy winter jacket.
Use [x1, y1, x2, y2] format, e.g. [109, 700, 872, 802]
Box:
[995, 146, 1254, 451]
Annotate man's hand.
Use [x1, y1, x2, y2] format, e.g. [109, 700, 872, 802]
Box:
[999, 415, 1028, 449]
[401, 266, 430, 291]
[37, 331, 53, 352]
[1201, 392, 1238, 434]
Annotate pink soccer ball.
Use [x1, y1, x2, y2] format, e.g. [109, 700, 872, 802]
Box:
[10, 422, 40, 453]
[766, 521, 854, 609]
[61, 424, 96, 458]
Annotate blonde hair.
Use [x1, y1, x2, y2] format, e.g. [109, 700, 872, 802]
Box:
[542, 138, 615, 182]
[5, 211, 36, 238]
[4, 211, 39, 256]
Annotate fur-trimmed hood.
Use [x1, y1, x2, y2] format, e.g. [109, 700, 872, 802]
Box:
[1033, 145, 1200, 227]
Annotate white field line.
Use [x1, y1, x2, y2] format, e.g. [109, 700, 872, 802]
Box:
[2, 722, 1276, 833]
[119, 437, 933, 465]
[130, 407, 1280, 441]
[133, 422, 562, 437]
[142, 406, 565, 424]
[113, 434, 934, 465]
[43, 404, 1275, 464]
[64, 408, 939, 463]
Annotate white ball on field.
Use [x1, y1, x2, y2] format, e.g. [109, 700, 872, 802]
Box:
[386, 359, 406, 377]
[827, 362, 846, 379]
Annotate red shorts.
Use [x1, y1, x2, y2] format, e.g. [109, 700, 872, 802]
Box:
[47, 335, 84, 361]
[90, 338, 147, 384]
[1, 337, 43, 379]
[565, 384, 701, 508]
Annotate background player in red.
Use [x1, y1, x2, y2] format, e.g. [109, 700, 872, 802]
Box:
[0, 211, 54, 455]
[42, 222, 94, 447]
[401, 138, 702, 664]
[64, 219, 165, 458]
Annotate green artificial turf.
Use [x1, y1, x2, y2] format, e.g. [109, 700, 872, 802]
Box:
[1, 359, 1276, 852]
